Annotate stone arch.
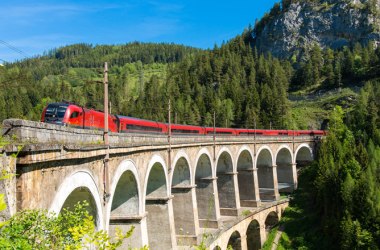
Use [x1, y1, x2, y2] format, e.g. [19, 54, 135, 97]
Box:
[143, 154, 169, 201]
[144, 154, 174, 249]
[216, 147, 235, 173]
[108, 159, 142, 218]
[246, 219, 261, 250]
[107, 160, 143, 248]
[255, 146, 277, 201]
[227, 230, 242, 250]
[236, 146, 258, 207]
[212, 246, 221, 250]
[49, 171, 103, 230]
[171, 150, 192, 187]
[295, 144, 314, 167]
[194, 148, 215, 178]
[216, 148, 238, 215]
[275, 146, 295, 192]
[171, 151, 197, 244]
[194, 148, 218, 228]
[265, 211, 279, 235]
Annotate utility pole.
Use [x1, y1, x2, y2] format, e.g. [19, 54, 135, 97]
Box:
[104, 62, 109, 145]
[213, 111, 216, 161]
[254, 118, 256, 157]
[103, 62, 110, 204]
[168, 99, 172, 172]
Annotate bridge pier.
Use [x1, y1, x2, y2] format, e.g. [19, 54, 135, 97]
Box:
[195, 152, 221, 229]
[259, 224, 267, 248]
[172, 185, 198, 245]
[109, 214, 147, 248]
[240, 233, 248, 250]
[217, 151, 240, 216]
[237, 150, 261, 208]
[145, 197, 176, 249]
[272, 165, 280, 200]
[292, 163, 298, 190]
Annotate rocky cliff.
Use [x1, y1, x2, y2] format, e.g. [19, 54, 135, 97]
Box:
[253, 0, 380, 59]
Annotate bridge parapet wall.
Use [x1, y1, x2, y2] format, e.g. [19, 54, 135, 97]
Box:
[2, 119, 316, 150]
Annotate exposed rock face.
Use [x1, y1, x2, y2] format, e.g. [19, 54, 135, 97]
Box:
[253, 0, 380, 59]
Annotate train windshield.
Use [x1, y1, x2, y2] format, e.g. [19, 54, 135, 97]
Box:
[44, 103, 68, 124]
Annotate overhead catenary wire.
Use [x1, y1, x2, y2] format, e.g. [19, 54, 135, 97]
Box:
[0, 40, 30, 59]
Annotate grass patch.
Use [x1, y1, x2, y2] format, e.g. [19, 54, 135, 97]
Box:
[278, 232, 291, 250]
[290, 87, 358, 129]
[262, 226, 278, 250]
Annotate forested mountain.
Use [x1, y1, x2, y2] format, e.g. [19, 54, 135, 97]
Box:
[278, 83, 380, 249]
[1, 34, 380, 129]
[0, 1, 380, 250]
[253, 0, 380, 59]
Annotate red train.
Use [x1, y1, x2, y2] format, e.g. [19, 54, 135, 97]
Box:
[41, 102, 325, 137]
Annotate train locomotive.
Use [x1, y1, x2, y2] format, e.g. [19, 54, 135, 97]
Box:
[41, 102, 325, 137]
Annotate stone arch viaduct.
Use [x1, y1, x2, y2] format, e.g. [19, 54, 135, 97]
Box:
[1, 119, 321, 249]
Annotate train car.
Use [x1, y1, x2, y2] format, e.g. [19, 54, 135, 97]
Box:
[235, 129, 263, 136]
[41, 102, 118, 132]
[117, 115, 166, 134]
[41, 102, 326, 137]
[309, 130, 326, 136]
[205, 127, 237, 135]
[170, 124, 205, 135]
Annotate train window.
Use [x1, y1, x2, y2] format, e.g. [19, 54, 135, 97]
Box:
[57, 108, 66, 118]
[207, 131, 233, 135]
[70, 112, 79, 118]
[45, 105, 67, 118]
[127, 124, 162, 132]
[172, 129, 200, 134]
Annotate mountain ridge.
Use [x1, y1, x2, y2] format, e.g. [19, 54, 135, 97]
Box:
[252, 0, 380, 59]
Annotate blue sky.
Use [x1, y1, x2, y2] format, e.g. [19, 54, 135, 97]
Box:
[0, 0, 279, 63]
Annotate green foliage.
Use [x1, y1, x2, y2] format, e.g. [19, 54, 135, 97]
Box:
[262, 226, 278, 250]
[0, 201, 142, 250]
[278, 82, 380, 249]
[0, 194, 7, 228]
[291, 42, 380, 90]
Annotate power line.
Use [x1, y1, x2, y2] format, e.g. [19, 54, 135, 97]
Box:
[0, 40, 30, 58]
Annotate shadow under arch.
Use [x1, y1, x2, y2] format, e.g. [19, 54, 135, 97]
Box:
[265, 211, 279, 237]
[237, 147, 258, 207]
[227, 230, 242, 250]
[144, 155, 174, 249]
[216, 149, 238, 216]
[171, 154, 197, 245]
[107, 159, 143, 248]
[256, 147, 277, 201]
[276, 146, 295, 192]
[49, 170, 103, 230]
[295, 144, 313, 168]
[194, 150, 218, 228]
[246, 219, 261, 250]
